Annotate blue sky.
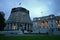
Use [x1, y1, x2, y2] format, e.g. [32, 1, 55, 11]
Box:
[0, 0, 60, 20]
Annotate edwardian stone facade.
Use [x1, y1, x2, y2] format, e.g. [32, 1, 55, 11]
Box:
[33, 15, 60, 34]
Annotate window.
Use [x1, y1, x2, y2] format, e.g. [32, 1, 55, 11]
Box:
[56, 20, 59, 24]
[38, 18, 40, 20]
[58, 24, 60, 27]
[43, 26, 45, 28]
[12, 26, 17, 30]
[52, 29, 53, 32]
[38, 26, 41, 28]
[46, 17, 48, 19]
[9, 26, 11, 30]
[38, 22, 41, 26]
[41, 22, 44, 25]
[51, 20, 53, 22]
[59, 21, 60, 23]
[51, 24, 53, 28]
[58, 28, 60, 31]
[50, 16, 53, 19]
[46, 26, 48, 28]
[49, 24, 53, 28]
[45, 21, 48, 25]
[56, 20, 58, 24]
[41, 21, 44, 25]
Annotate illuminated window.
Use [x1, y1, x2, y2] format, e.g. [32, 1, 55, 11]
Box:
[41, 21, 44, 24]
[59, 20, 60, 23]
[58, 24, 60, 27]
[56, 21, 58, 24]
[45, 21, 48, 25]
[41, 22, 44, 25]
[50, 16, 53, 19]
[38, 22, 41, 25]
[45, 21, 48, 28]
[58, 24, 60, 31]
[56, 20, 59, 24]
[12, 26, 17, 30]
[38, 18, 40, 20]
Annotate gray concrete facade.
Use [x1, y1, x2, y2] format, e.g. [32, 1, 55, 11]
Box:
[4, 7, 32, 33]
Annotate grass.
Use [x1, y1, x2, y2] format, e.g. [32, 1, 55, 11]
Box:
[0, 34, 5, 36]
[0, 34, 60, 40]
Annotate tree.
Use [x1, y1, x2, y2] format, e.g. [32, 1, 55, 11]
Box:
[0, 12, 6, 31]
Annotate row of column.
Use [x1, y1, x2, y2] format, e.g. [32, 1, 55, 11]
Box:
[5, 23, 32, 31]
[22, 23, 32, 31]
[6, 23, 18, 30]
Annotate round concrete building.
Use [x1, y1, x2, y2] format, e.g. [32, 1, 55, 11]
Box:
[5, 7, 32, 32]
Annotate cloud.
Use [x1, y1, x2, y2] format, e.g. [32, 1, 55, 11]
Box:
[0, 0, 60, 20]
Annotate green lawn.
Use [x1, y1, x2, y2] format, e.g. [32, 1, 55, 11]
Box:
[0, 34, 60, 40]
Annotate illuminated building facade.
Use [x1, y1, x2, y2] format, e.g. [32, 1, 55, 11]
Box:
[5, 7, 32, 32]
[33, 15, 60, 34]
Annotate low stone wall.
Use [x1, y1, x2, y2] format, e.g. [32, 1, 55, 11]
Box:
[0, 30, 23, 34]
[53, 31, 60, 35]
[0, 31, 60, 35]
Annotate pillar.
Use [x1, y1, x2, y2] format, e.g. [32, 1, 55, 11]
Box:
[14, 23, 17, 30]
[9, 23, 11, 30]
[12, 23, 14, 30]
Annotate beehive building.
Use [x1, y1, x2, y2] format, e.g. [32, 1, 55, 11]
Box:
[5, 7, 32, 32]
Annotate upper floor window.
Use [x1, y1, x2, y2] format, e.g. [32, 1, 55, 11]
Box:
[38, 18, 40, 20]
[59, 20, 60, 23]
[45, 21, 48, 26]
[50, 16, 53, 19]
[56, 20, 59, 24]
[58, 24, 60, 27]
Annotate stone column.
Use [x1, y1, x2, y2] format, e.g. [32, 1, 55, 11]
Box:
[23, 24, 25, 30]
[29, 25, 31, 30]
[16, 23, 17, 30]
[26, 24, 28, 31]
[18, 23, 19, 30]
[12, 23, 14, 30]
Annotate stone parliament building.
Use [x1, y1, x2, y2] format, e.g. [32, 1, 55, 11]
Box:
[2, 7, 60, 35]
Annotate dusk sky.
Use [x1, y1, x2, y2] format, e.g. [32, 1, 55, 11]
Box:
[0, 0, 60, 20]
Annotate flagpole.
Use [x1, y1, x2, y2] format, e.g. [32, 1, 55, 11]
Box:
[19, 3, 21, 7]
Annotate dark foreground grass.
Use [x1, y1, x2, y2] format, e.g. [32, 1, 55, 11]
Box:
[0, 35, 60, 40]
